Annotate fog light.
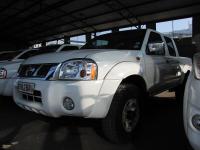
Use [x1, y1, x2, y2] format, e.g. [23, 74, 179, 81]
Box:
[192, 115, 200, 130]
[63, 97, 74, 110]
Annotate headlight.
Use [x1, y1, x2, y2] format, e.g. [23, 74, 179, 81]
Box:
[59, 59, 97, 80]
[0, 68, 7, 79]
[194, 53, 200, 80]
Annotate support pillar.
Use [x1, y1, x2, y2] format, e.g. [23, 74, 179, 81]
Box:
[146, 22, 156, 30]
[41, 41, 46, 47]
[64, 36, 70, 44]
[193, 16, 200, 51]
[112, 28, 119, 33]
[86, 33, 91, 42]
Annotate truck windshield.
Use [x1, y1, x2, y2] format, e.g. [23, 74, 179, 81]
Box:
[81, 30, 146, 50]
[0, 51, 22, 61]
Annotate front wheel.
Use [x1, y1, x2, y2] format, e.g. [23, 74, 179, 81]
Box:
[101, 84, 141, 143]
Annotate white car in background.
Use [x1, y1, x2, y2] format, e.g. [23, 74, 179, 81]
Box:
[184, 53, 200, 150]
[0, 51, 16, 63]
[0, 49, 40, 96]
[56, 44, 82, 52]
[0, 51, 14, 55]
[0, 44, 81, 96]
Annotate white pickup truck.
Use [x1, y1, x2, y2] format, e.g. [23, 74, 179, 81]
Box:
[13, 29, 191, 143]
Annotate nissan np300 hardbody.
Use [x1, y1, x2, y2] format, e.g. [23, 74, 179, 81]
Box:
[13, 29, 191, 143]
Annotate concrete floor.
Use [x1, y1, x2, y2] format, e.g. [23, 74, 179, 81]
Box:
[0, 94, 192, 150]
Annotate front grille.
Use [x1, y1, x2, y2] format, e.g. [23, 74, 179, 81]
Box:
[22, 90, 42, 103]
[18, 63, 58, 79]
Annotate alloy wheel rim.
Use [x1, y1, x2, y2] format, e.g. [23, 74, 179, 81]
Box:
[122, 98, 139, 133]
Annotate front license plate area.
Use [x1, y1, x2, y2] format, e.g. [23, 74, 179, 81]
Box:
[18, 82, 35, 94]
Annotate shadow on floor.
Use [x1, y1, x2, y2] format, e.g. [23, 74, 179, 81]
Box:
[0, 96, 193, 150]
[0, 96, 37, 149]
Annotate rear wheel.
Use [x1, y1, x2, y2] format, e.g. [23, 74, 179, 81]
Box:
[101, 84, 141, 143]
[175, 85, 184, 103]
[175, 73, 189, 104]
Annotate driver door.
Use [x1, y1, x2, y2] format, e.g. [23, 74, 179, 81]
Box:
[144, 31, 170, 95]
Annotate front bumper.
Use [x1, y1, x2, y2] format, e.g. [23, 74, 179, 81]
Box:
[13, 78, 121, 118]
[184, 73, 200, 150]
[0, 78, 14, 96]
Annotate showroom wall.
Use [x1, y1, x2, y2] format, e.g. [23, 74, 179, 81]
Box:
[175, 37, 197, 59]
[0, 39, 30, 51]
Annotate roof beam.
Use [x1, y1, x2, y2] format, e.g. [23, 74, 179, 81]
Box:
[13, 0, 160, 35]
[0, 0, 21, 13]
[28, 2, 200, 42]
[9, 0, 113, 35]
[0, 0, 75, 32]
[51, 5, 98, 32]
[101, 0, 135, 25]
[10, 2, 97, 37]
[113, 0, 142, 25]
[0, 0, 41, 23]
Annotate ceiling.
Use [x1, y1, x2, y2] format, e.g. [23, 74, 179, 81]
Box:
[0, 0, 200, 44]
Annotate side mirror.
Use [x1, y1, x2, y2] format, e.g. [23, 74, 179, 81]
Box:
[148, 42, 165, 54]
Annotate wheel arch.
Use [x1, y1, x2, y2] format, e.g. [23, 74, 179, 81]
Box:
[89, 74, 148, 118]
[120, 75, 147, 94]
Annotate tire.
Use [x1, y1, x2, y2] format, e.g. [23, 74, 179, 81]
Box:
[101, 84, 141, 143]
[175, 74, 189, 104]
[175, 85, 184, 103]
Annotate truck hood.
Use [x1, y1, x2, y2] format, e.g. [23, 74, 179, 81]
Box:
[23, 49, 142, 79]
[23, 50, 92, 64]
[23, 49, 141, 64]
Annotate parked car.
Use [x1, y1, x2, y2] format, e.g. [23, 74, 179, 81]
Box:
[0, 49, 40, 96]
[0, 51, 9, 54]
[56, 44, 82, 52]
[13, 29, 191, 143]
[0, 51, 15, 56]
[184, 53, 200, 150]
[0, 44, 81, 97]
[0, 51, 21, 63]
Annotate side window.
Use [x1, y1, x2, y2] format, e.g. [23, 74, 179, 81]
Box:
[164, 37, 176, 56]
[146, 32, 165, 56]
